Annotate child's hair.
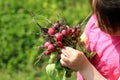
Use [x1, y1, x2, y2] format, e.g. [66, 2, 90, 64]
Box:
[90, 0, 120, 34]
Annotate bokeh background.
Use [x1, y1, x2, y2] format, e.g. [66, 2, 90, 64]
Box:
[0, 0, 91, 80]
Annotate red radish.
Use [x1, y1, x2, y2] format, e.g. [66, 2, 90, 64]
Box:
[47, 44, 55, 52]
[71, 29, 76, 33]
[44, 41, 52, 48]
[47, 28, 55, 35]
[57, 41, 63, 48]
[55, 33, 63, 41]
[76, 30, 80, 36]
[45, 50, 51, 55]
[61, 29, 67, 36]
[66, 28, 71, 36]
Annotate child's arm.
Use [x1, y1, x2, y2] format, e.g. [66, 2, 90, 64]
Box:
[79, 61, 106, 80]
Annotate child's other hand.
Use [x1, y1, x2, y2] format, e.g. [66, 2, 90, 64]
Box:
[60, 46, 90, 71]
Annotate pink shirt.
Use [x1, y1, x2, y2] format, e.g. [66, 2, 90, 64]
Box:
[77, 15, 120, 80]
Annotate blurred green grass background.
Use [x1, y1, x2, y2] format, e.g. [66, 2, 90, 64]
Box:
[0, 0, 91, 80]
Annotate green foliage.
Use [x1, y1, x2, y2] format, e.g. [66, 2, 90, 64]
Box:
[0, 0, 91, 80]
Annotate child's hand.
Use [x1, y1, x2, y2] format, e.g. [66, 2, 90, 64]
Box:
[60, 46, 90, 71]
[60, 47, 107, 80]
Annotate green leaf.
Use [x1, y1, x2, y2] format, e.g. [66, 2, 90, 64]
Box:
[57, 68, 66, 80]
[46, 63, 57, 78]
[48, 54, 56, 64]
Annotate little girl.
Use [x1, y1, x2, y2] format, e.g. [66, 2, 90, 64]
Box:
[60, 0, 120, 80]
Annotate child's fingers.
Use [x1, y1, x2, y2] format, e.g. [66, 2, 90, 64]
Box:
[61, 47, 70, 57]
[60, 54, 70, 66]
[60, 59, 67, 66]
[60, 54, 69, 63]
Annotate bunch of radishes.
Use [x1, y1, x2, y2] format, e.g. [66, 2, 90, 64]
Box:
[34, 18, 96, 79]
[33, 12, 96, 79]
[43, 21, 81, 56]
[35, 20, 81, 78]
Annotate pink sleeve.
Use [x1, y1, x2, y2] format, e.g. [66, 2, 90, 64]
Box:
[84, 14, 96, 38]
[83, 14, 98, 52]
